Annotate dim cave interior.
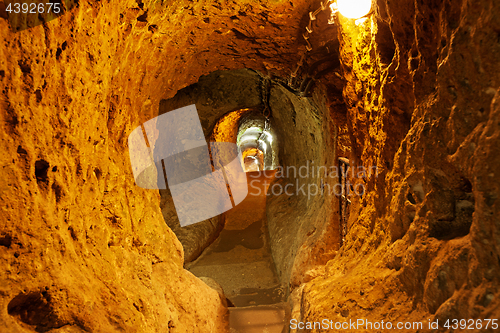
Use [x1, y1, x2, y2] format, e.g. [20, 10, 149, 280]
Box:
[1, 0, 500, 332]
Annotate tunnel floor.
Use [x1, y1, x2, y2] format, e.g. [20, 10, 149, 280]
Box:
[187, 170, 284, 307]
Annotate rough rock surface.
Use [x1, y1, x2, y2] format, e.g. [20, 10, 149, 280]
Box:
[2, 0, 500, 331]
[1, 0, 311, 330]
[266, 83, 340, 293]
[297, 0, 500, 330]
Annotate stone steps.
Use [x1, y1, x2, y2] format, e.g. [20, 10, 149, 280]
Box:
[229, 303, 290, 333]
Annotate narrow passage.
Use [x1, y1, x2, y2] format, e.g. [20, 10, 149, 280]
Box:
[187, 170, 289, 332]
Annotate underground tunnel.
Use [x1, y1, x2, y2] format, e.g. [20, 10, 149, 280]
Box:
[1, 0, 500, 332]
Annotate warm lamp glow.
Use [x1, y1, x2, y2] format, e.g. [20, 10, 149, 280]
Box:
[335, 0, 372, 19]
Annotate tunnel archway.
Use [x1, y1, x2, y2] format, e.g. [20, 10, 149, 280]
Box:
[155, 68, 340, 309]
[206, 107, 279, 173]
[236, 111, 279, 172]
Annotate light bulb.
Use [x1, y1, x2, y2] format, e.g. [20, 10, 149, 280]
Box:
[336, 0, 372, 19]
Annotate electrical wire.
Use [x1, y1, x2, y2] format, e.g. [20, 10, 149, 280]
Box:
[288, 0, 335, 88]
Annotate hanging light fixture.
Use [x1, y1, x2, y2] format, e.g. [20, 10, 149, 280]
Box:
[332, 0, 372, 19]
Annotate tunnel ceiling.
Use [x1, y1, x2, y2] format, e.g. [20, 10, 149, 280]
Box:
[1, 0, 346, 160]
[0, 0, 344, 113]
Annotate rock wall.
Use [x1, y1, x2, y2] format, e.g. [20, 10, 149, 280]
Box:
[3, 0, 499, 330]
[1, 0, 314, 329]
[266, 83, 340, 295]
[297, 0, 500, 330]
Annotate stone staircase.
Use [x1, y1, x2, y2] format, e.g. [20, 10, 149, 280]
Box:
[229, 303, 290, 333]
[187, 171, 290, 332]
